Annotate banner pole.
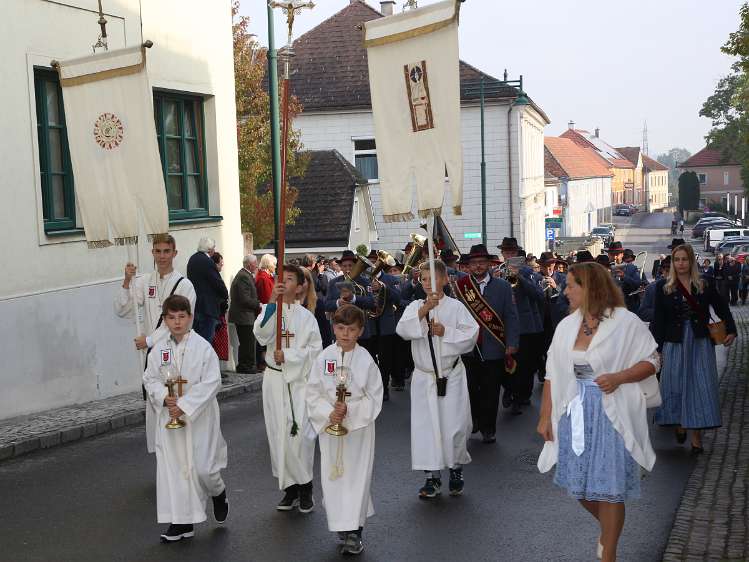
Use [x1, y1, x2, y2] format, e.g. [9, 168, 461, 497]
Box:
[427, 211, 444, 380]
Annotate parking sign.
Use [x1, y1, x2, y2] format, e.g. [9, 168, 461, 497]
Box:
[545, 228, 555, 241]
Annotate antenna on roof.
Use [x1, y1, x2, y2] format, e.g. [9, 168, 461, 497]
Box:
[403, 0, 418, 10]
[642, 121, 649, 156]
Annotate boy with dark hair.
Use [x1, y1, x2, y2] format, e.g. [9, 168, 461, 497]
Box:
[306, 304, 383, 555]
[254, 264, 323, 513]
[142, 295, 228, 543]
[116, 233, 196, 453]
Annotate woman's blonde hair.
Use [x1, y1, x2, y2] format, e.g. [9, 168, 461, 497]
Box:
[259, 253, 277, 272]
[567, 262, 625, 319]
[664, 244, 703, 294]
[301, 267, 317, 312]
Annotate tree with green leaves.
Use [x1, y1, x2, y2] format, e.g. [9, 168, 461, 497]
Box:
[233, 2, 308, 249]
[700, 3, 749, 192]
[678, 171, 700, 213]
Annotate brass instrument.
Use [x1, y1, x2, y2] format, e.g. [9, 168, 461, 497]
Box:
[402, 233, 427, 276]
[499, 257, 524, 288]
[369, 250, 396, 319]
[344, 255, 370, 296]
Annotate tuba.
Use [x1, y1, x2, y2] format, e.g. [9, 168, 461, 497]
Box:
[402, 234, 427, 276]
[369, 250, 396, 318]
[345, 255, 370, 297]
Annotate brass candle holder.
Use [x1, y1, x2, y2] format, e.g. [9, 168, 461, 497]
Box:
[164, 370, 188, 430]
[325, 365, 351, 437]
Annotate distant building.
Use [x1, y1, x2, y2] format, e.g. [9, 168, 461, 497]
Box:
[278, 0, 551, 255]
[544, 137, 613, 237]
[561, 125, 635, 206]
[641, 154, 669, 212]
[677, 147, 744, 207]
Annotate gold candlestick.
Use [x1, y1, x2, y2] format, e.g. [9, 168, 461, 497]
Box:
[164, 374, 188, 430]
[325, 365, 351, 437]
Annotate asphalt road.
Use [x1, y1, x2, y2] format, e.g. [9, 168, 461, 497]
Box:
[0, 213, 699, 562]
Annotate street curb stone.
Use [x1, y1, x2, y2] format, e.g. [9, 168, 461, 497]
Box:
[0, 371, 262, 463]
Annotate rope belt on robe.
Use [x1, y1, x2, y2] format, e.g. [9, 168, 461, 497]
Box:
[566, 363, 598, 457]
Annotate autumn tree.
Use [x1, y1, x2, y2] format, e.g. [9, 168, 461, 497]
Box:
[233, 1, 308, 249]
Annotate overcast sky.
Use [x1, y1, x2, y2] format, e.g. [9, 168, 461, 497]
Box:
[241, 0, 743, 158]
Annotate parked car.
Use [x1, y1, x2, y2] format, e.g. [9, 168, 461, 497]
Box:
[614, 205, 634, 217]
[590, 226, 614, 246]
[712, 233, 749, 253]
[715, 236, 749, 254]
[702, 212, 729, 219]
[693, 219, 735, 238]
[599, 222, 616, 233]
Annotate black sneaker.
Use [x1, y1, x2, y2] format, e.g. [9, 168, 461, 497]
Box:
[383, 389, 390, 402]
[449, 468, 464, 496]
[298, 482, 314, 513]
[276, 485, 299, 511]
[392, 384, 405, 391]
[160, 523, 194, 543]
[481, 432, 496, 444]
[511, 402, 523, 416]
[212, 489, 229, 524]
[340, 532, 364, 555]
[418, 477, 442, 499]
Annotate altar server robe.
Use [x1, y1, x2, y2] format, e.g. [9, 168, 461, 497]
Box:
[115, 270, 196, 453]
[306, 344, 383, 532]
[143, 331, 227, 524]
[397, 296, 479, 470]
[254, 303, 322, 489]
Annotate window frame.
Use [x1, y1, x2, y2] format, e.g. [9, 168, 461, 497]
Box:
[698, 173, 707, 185]
[352, 137, 379, 183]
[34, 67, 76, 233]
[153, 90, 209, 222]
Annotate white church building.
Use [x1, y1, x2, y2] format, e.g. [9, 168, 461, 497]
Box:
[0, 0, 242, 420]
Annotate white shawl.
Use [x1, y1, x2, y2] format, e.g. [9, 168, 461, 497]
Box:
[537, 307, 658, 473]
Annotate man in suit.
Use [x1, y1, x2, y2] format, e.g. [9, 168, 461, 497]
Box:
[229, 255, 261, 373]
[456, 244, 519, 444]
[187, 237, 229, 344]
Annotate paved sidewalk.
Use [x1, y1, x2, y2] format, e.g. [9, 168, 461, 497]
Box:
[0, 370, 262, 462]
[663, 305, 749, 561]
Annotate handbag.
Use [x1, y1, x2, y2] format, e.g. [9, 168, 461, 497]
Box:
[708, 319, 727, 345]
[639, 374, 662, 409]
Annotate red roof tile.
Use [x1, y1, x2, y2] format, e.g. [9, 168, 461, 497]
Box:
[544, 137, 613, 180]
[679, 146, 739, 167]
[616, 147, 641, 167]
[641, 154, 668, 172]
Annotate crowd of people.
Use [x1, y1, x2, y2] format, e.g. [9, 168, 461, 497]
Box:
[114, 231, 738, 560]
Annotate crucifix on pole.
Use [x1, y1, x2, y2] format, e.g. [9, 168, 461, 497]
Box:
[268, 0, 314, 352]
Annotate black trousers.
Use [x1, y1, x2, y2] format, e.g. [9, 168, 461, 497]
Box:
[391, 334, 410, 386]
[360, 335, 397, 390]
[505, 333, 544, 402]
[726, 281, 739, 305]
[234, 324, 256, 370]
[464, 356, 505, 435]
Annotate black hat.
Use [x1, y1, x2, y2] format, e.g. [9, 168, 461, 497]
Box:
[498, 237, 520, 251]
[538, 251, 562, 265]
[660, 255, 672, 268]
[668, 238, 686, 249]
[605, 241, 624, 253]
[622, 249, 636, 260]
[595, 254, 611, 267]
[440, 248, 459, 263]
[336, 250, 358, 264]
[576, 250, 595, 263]
[460, 244, 498, 263]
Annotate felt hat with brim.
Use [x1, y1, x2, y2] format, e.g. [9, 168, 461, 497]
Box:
[622, 249, 636, 260]
[595, 255, 611, 267]
[336, 250, 358, 264]
[605, 241, 624, 253]
[538, 251, 562, 265]
[575, 250, 595, 263]
[498, 237, 520, 251]
[460, 244, 498, 263]
[668, 238, 686, 249]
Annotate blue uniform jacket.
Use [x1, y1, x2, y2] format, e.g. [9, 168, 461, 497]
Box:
[515, 266, 545, 335]
[325, 275, 376, 340]
[637, 281, 657, 323]
[366, 273, 402, 336]
[469, 276, 519, 361]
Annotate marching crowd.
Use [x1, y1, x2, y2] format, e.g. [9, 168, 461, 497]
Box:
[115, 231, 738, 560]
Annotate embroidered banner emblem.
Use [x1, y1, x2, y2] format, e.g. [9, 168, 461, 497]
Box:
[404, 61, 435, 132]
[161, 349, 171, 365]
[325, 360, 337, 376]
[93, 112, 124, 150]
[148, 285, 156, 298]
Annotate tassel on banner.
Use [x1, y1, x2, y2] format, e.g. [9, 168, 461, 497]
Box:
[87, 240, 113, 249]
[382, 211, 415, 223]
[114, 236, 139, 246]
[453, 205, 462, 216]
[418, 207, 443, 219]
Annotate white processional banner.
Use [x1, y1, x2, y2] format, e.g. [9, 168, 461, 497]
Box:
[365, 0, 463, 223]
[57, 46, 168, 247]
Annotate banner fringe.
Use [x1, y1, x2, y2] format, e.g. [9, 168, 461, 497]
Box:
[114, 236, 139, 246]
[383, 212, 415, 223]
[87, 240, 112, 249]
[418, 207, 442, 219]
[453, 205, 462, 216]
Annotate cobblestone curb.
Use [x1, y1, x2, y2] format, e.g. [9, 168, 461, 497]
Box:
[662, 305, 749, 561]
[0, 371, 262, 463]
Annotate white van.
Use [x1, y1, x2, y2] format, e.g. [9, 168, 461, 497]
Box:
[705, 227, 749, 252]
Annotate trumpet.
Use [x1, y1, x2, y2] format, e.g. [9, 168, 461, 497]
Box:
[402, 233, 427, 276]
[498, 257, 524, 288]
[369, 250, 396, 319]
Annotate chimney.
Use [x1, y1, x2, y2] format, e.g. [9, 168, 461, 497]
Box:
[380, 0, 395, 15]
[568, 120, 575, 130]
[594, 127, 600, 138]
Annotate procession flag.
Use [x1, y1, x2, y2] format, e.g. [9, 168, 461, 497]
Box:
[57, 46, 168, 248]
[364, 0, 463, 223]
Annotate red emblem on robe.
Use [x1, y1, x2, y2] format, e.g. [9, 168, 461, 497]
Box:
[325, 360, 337, 375]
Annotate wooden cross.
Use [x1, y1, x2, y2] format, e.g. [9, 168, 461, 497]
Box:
[175, 376, 188, 397]
[280, 330, 295, 348]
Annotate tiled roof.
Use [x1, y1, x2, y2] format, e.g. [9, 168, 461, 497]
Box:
[284, 150, 366, 248]
[560, 129, 634, 168]
[281, 0, 545, 118]
[616, 147, 641, 167]
[679, 146, 739, 167]
[642, 154, 668, 172]
[544, 137, 613, 180]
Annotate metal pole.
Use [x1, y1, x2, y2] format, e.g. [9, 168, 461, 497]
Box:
[267, 4, 282, 257]
[480, 77, 487, 247]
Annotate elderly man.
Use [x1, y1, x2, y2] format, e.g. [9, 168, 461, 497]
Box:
[187, 237, 229, 343]
[229, 255, 261, 373]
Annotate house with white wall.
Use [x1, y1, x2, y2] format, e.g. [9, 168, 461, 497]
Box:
[544, 137, 613, 237]
[0, 0, 242, 420]
[282, 0, 550, 255]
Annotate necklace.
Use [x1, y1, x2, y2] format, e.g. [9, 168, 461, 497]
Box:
[582, 317, 599, 337]
[173, 332, 191, 376]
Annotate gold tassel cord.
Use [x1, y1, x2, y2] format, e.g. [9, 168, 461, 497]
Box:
[330, 437, 344, 480]
[382, 212, 415, 223]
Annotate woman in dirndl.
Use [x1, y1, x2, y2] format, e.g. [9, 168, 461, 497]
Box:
[537, 262, 660, 562]
[651, 244, 736, 452]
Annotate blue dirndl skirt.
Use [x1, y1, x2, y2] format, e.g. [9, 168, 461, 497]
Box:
[655, 323, 721, 429]
[554, 381, 641, 503]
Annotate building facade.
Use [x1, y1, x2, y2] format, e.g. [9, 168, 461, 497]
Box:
[0, 0, 242, 420]
[642, 154, 669, 211]
[678, 147, 744, 207]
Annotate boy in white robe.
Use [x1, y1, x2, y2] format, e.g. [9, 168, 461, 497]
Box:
[396, 260, 479, 499]
[307, 305, 383, 556]
[143, 295, 228, 543]
[254, 264, 322, 513]
[115, 234, 196, 453]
